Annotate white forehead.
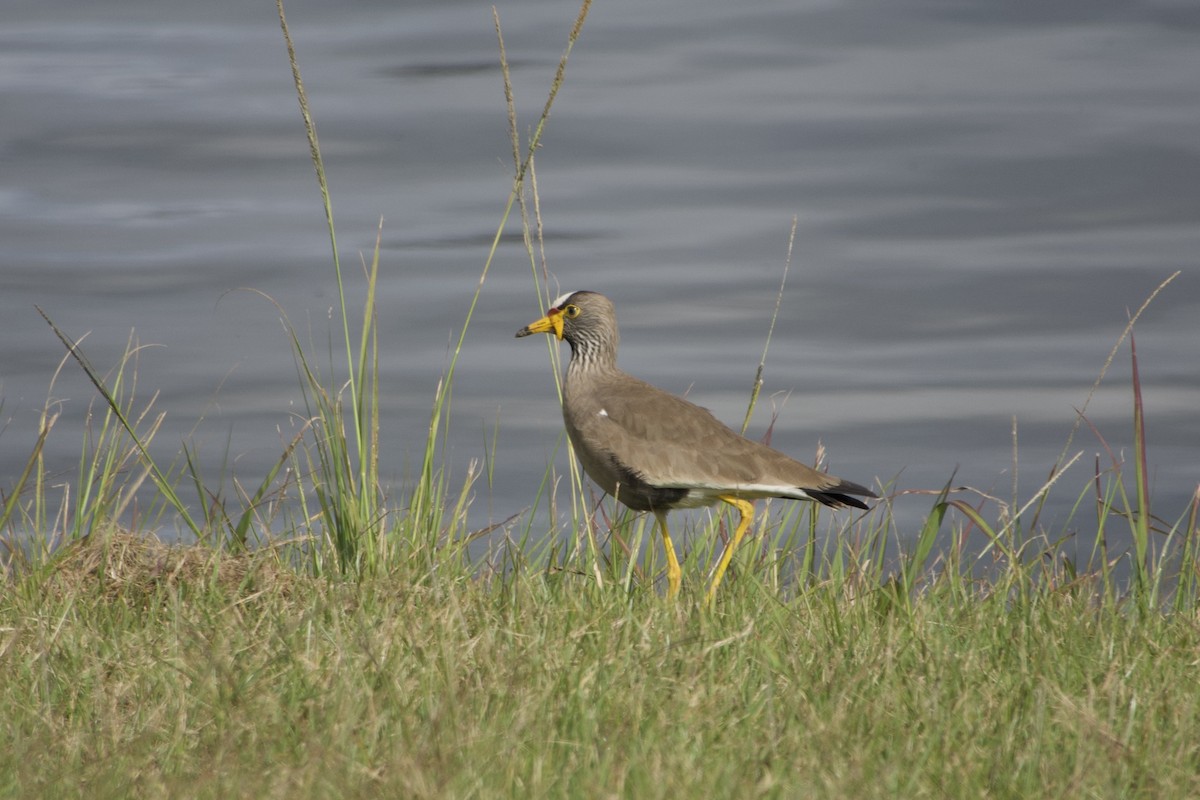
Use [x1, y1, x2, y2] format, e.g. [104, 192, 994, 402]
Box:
[551, 291, 578, 308]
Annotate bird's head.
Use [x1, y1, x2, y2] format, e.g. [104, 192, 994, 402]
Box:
[515, 290, 615, 347]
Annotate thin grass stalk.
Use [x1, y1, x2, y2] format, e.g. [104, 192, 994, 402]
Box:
[277, 0, 394, 576]
[773, 501, 809, 593]
[0, 412, 53, 535]
[964, 451, 1083, 573]
[802, 502, 819, 586]
[826, 529, 846, 588]
[902, 484, 948, 605]
[73, 352, 133, 538]
[1009, 416, 1022, 532]
[361, 223, 382, 530]
[73, 356, 166, 540]
[446, 0, 593, 436]
[358, 232, 383, 566]
[1128, 330, 1151, 610]
[29, 407, 59, 544]
[740, 216, 797, 436]
[30, 356, 76, 543]
[275, 0, 358, 457]
[694, 224, 801, 598]
[1079, 410, 1145, 606]
[496, 2, 601, 588]
[106, 458, 156, 535]
[615, 513, 647, 597]
[38, 309, 203, 539]
[228, 426, 307, 551]
[403, 14, 523, 547]
[1174, 487, 1200, 612]
[534, 201, 598, 589]
[440, 459, 479, 556]
[279, 309, 368, 573]
[183, 441, 214, 533]
[943, 515, 968, 605]
[1091, 460, 1120, 607]
[868, 506, 897, 587]
[1040, 270, 1179, 525]
[1150, 514, 1184, 613]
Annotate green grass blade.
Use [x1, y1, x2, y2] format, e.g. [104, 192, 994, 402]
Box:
[37, 307, 203, 539]
[0, 413, 53, 533]
[1129, 329, 1151, 609]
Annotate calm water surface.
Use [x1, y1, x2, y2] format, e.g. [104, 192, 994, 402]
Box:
[3, 0, 1198, 551]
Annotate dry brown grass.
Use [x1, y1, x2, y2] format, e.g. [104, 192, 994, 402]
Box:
[41, 529, 298, 604]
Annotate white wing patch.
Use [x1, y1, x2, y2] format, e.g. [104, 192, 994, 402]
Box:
[597, 408, 609, 417]
[666, 483, 820, 508]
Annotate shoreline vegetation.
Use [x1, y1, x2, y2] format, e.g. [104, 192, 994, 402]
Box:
[3, 2, 1197, 796]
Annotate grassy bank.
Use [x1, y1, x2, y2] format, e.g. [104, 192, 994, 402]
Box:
[3, 1, 1198, 797]
[3, 531, 1200, 798]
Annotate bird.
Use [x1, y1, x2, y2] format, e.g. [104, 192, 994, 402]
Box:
[516, 290, 875, 603]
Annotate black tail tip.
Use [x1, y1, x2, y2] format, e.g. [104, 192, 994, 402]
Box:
[811, 483, 875, 510]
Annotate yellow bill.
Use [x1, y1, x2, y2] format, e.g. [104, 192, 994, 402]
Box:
[515, 308, 564, 340]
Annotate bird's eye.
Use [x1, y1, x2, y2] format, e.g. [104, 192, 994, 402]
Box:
[563, 305, 581, 318]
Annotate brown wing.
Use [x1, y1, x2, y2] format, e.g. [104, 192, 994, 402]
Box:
[565, 371, 863, 499]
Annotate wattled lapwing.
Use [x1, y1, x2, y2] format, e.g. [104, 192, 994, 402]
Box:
[517, 290, 874, 603]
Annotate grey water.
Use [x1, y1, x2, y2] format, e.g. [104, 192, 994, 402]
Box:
[3, 0, 1198, 557]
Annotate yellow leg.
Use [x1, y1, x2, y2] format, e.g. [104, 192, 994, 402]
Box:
[705, 496, 755, 606]
[655, 511, 682, 599]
